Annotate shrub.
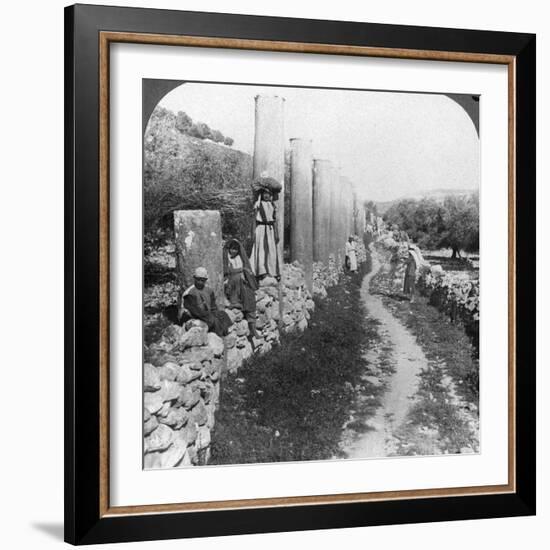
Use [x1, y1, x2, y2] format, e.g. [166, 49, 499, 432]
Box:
[175, 111, 192, 133]
[211, 129, 224, 143]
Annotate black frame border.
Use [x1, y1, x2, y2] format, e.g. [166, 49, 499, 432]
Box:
[65, 3, 536, 545]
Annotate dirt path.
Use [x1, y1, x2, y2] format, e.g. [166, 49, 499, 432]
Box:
[342, 246, 429, 459]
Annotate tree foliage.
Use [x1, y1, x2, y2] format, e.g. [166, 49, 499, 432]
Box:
[383, 193, 479, 256]
[161, 107, 235, 146]
[439, 194, 479, 257]
[211, 129, 224, 143]
[175, 111, 192, 133]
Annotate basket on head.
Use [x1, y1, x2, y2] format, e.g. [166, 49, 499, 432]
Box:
[251, 176, 282, 200]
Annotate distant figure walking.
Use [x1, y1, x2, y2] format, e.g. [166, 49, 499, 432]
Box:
[180, 267, 232, 337]
[224, 238, 259, 338]
[250, 175, 282, 280]
[403, 245, 425, 303]
[345, 236, 358, 273]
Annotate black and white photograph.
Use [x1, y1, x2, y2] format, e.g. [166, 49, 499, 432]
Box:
[142, 80, 481, 469]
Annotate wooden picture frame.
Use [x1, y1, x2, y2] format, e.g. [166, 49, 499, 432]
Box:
[65, 3, 536, 545]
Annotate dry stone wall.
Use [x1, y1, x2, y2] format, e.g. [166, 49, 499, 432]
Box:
[144, 320, 222, 468]
[374, 233, 479, 344]
[143, 242, 368, 469]
[144, 261, 317, 469]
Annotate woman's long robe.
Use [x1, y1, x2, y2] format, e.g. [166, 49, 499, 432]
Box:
[345, 240, 358, 272]
[249, 198, 280, 278]
[403, 254, 417, 294]
[403, 247, 425, 295]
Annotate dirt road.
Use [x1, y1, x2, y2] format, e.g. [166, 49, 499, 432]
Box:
[342, 247, 429, 458]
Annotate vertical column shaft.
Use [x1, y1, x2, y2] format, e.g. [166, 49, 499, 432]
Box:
[253, 95, 286, 260]
[312, 159, 332, 263]
[353, 192, 359, 235]
[328, 164, 339, 262]
[334, 167, 346, 265]
[289, 138, 313, 291]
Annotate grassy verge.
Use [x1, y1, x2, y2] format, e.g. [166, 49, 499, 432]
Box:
[210, 259, 382, 465]
[370, 248, 479, 455]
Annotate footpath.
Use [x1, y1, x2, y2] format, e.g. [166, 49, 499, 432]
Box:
[340, 244, 479, 458]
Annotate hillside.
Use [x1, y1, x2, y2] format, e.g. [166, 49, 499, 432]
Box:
[144, 106, 253, 243]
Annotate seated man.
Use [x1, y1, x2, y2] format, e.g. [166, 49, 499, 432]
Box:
[179, 267, 232, 337]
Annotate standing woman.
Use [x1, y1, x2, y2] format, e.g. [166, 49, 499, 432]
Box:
[345, 236, 358, 273]
[249, 176, 282, 280]
[223, 238, 259, 338]
[403, 245, 423, 302]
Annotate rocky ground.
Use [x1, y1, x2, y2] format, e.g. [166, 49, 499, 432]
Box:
[340, 243, 479, 458]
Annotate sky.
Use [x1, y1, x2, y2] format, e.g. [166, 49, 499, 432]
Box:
[159, 82, 480, 202]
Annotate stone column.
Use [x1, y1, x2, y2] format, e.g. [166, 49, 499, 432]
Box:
[253, 95, 286, 325]
[330, 165, 344, 266]
[289, 138, 313, 292]
[312, 159, 332, 263]
[348, 187, 355, 237]
[327, 163, 337, 262]
[340, 176, 353, 238]
[353, 192, 359, 235]
[174, 210, 223, 303]
[253, 95, 286, 259]
[360, 204, 366, 235]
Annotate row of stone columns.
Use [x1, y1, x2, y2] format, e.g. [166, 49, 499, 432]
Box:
[290, 146, 360, 284]
[252, 95, 363, 292]
[253, 95, 363, 294]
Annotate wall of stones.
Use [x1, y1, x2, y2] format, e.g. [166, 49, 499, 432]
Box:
[143, 246, 367, 469]
[374, 233, 479, 343]
[144, 320, 223, 468]
[144, 262, 319, 468]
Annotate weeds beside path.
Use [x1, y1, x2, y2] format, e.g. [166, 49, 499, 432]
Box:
[370, 246, 479, 456]
[210, 259, 385, 466]
[210, 243, 480, 466]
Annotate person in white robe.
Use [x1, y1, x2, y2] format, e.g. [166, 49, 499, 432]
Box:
[249, 189, 280, 279]
[345, 236, 358, 273]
